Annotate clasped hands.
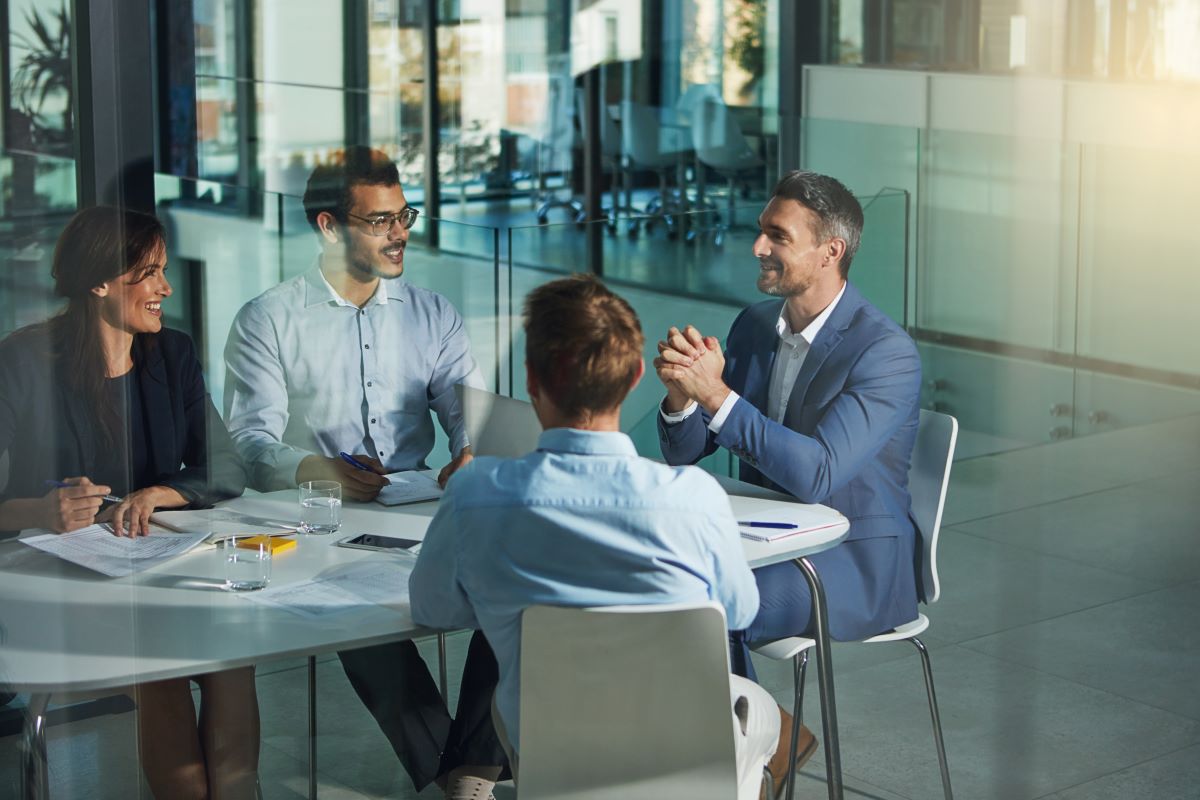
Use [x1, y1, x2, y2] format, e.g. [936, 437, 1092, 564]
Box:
[654, 325, 731, 415]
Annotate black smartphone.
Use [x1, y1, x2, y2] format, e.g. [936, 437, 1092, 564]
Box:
[336, 534, 422, 553]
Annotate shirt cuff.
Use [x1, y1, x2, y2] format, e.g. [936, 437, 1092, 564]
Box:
[659, 399, 699, 424]
[271, 447, 312, 491]
[707, 391, 741, 435]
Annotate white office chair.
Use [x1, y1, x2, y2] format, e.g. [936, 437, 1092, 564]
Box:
[752, 410, 959, 800]
[691, 96, 763, 247]
[619, 100, 690, 238]
[515, 602, 773, 800]
[533, 74, 584, 224]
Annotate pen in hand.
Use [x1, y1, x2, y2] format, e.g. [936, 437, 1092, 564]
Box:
[44, 479, 123, 504]
[339, 452, 374, 472]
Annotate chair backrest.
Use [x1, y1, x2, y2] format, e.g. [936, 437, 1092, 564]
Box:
[619, 100, 687, 168]
[690, 97, 756, 169]
[455, 385, 542, 458]
[575, 91, 622, 160]
[909, 410, 958, 604]
[518, 602, 738, 800]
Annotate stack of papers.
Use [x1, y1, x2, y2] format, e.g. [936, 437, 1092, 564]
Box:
[242, 560, 414, 618]
[150, 508, 299, 542]
[21, 525, 210, 577]
[377, 472, 442, 506]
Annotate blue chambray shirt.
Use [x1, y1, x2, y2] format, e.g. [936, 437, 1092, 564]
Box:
[409, 428, 760, 753]
[223, 265, 483, 490]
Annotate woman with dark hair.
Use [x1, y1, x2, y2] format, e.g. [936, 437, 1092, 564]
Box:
[0, 206, 259, 798]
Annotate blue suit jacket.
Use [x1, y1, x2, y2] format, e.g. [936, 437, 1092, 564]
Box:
[658, 282, 924, 639]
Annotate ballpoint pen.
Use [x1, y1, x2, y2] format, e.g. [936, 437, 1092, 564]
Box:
[737, 520, 800, 529]
[44, 479, 123, 504]
[339, 452, 373, 471]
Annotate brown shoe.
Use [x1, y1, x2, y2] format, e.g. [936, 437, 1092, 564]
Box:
[766, 706, 819, 799]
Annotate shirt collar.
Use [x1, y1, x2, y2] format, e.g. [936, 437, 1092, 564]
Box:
[303, 259, 405, 309]
[775, 281, 848, 345]
[536, 428, 638, 457]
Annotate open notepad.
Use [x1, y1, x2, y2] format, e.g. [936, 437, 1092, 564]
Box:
[376, 472, 442, 506]
[729, 504, 847, 543]
[21, 525, 210, 577]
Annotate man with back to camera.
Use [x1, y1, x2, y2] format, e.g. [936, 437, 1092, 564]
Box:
[223, 146, 507, 796]
[655, 170, 923, 795]
[408, 274, 780, 800]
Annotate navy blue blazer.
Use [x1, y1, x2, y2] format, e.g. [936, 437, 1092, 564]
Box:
[0, 324, 246, 532]
[658, 282, 923, 639]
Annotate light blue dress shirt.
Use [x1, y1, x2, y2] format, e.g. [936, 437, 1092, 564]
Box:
[223, 266, 483, 490]
[409, 428, 760, 753]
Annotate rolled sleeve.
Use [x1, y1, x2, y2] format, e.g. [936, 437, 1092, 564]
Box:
[223, 303, 315, 490]
[427, 300, 483, 457]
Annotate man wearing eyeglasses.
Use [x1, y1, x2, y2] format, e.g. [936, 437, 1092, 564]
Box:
[225, 145, 481, 497]
[223, 146, 503, 796]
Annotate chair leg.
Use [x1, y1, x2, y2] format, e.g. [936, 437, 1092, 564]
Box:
[784, 650, 809, 800]
[21, 693, 50, 800]
[796, 650, 809, 723]
[910, 637, 954, 800]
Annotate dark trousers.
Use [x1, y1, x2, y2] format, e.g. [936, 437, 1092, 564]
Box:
[337, 631, 509, 790]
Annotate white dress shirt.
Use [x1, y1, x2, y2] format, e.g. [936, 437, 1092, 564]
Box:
[661, 283, 847, 431]
[223, 265, 483, 491]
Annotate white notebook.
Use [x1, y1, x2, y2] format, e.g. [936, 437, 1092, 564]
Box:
[727, 500, 846, 542]
[376, 471, 443, 506]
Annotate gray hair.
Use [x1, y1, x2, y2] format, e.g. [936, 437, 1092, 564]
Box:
[770, 171, 864, 278]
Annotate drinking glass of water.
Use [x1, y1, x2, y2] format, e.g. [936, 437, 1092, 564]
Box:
[224, 537, 272, 591]
[299, 480, 342, 533]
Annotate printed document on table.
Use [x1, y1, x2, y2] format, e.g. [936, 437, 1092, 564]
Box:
[376, 471, 442, 506]
[20, 525, 210, 577]
[242, 559, 414, 619]
[150, 508, 300, 541]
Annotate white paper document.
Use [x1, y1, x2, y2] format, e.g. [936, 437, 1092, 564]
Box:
[150, 508, 300, 541]
[376, 471, 442, 506]
[727, 497, 846, 542]
[241, 559, 414, 619]
[21, 525, 211, 577]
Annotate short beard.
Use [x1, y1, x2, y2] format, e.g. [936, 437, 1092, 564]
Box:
[348, 253, 402, 281]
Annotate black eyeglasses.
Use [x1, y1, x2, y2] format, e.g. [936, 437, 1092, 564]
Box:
[346, 207, 420, 236]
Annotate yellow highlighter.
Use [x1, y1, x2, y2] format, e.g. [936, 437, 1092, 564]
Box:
[235, 535, 297, 555]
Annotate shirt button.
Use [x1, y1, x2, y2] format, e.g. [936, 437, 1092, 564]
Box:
[792, 351, 800, 359]
[367, 381, 373, 387]
[364, 344, 370, 349]
[371, 418, 377, 424]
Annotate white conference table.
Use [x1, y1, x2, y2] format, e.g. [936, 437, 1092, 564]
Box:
[0, 475, 849, 800]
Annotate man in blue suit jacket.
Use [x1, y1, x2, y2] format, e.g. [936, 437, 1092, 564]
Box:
[656, 171, 922, 776]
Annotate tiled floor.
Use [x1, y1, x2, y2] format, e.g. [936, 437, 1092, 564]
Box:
[1, 416, 1197, 799]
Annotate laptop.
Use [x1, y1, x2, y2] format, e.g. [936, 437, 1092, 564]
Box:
[456, 384, 543, 458]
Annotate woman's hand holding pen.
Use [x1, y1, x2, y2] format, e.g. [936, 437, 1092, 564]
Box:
[38, 477, 111, 533]
[101, 486, 187, 537]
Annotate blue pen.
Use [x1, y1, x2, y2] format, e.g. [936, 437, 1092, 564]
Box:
[44, 480, 123, 504]
[339, 452, 373, 472]
[738, 520, 799, 530]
